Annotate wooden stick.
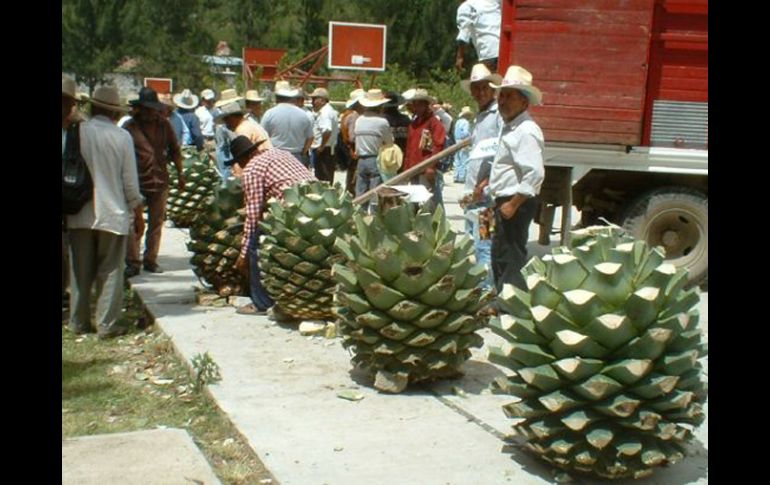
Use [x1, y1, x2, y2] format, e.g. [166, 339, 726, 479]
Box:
[352, 138, 472, 205]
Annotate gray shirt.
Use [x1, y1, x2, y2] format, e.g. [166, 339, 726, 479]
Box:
[67, 115, 144, 235]
[353, 112, 393, 157]
[489, 111, 545, 199]
[464, 100, 503, 194]
[261, 102, 314, 153]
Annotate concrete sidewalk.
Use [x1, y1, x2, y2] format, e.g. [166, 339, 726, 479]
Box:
[128, 173, 708, 484]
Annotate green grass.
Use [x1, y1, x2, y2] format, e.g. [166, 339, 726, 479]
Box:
[62, 289, 276, 484]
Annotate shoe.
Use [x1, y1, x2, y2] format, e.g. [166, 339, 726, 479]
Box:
[125, 265, 140, 278]
[236, 303, 268, 315]
[143, 263, 164, 274]
[97, 325, 130, 340]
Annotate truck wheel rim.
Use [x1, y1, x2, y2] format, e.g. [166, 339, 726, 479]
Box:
[643, 208, 706, 269]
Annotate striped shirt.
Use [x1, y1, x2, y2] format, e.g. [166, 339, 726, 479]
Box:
[240, 148, 316, 257]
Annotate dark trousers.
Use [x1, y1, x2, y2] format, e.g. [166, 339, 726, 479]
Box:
[248, 231, 274, 311]
[127, 188, 168, 269]
[313, 147, 336, 183]
[345, 158, 358, 196]
[491, 196, 539, 293]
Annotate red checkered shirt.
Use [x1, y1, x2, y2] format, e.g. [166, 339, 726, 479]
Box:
[240, 148, 316, 258]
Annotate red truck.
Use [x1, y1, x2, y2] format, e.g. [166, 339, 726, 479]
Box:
[498, 0, 707, 285]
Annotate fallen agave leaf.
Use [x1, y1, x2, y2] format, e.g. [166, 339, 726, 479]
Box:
[452, 386, 468, 398]
[324, 323, 338, 339]
[336, 390, 365, 401]
[134, 372, 150, 381]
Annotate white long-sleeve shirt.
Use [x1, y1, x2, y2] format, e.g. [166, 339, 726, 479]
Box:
[489, 111, 544, 199]
[456, 0, 502, 62]
[67, 115, 144, 235]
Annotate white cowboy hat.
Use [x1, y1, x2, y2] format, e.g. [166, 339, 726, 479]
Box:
[459, 106, 474, 119]
[274, 80, 301, 98]
[214, 89, 244, 108]
[245, 90, 264, 102]
[489, 65, 543, 106]
[90, 85, 129, 112]
[461, 63, 503, 91]
[62, 75, 77, 100]
[200, 89, 216, 101]
[309, 87, 330, 99]
[173, 89, 199, 109]
[403, 88, 436, 105]
[345, 88, 366, 108]
[359, 89, 391, 108]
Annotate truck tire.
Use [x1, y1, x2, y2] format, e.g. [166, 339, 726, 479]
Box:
[621, 188, 708, 287]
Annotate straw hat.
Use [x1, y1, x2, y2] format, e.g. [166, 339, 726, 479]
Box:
[403, 88, 435, 104]
[458, 106, 474, 119]
[215, 101, 244, 120]
[62, 75, 77, 100]
[489, 65, 543, 106]
[345, 88, 366, 109]
[461, 63, 503, 91]
[359, 89, 391, 108]
[274, 81, 301, 98]
[245, 90, 264, 102]
[200, 89, 216, 101]
[309, 87, 329, 100]
[173, 89, 199, 109]
[90, 85, 129, 112]
[214, 89, 244, 108]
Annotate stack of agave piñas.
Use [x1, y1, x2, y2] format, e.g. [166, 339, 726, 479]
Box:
[490, 225, 707, 480]
[187, 178, 248, 297]
[167, 148, 220, 228]
[333, 202, 493, 393]
[259, 181, 355, 320]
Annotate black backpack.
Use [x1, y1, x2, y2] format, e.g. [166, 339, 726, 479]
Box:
[62, 122, 94, 215]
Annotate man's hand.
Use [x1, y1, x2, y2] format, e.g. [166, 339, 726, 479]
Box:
[177, 173, 186, 192]
[500, 195, 527, 220]
[133, 206, 145, 235]
[235, 255, 248, 276]
[424, 167, 436, 184]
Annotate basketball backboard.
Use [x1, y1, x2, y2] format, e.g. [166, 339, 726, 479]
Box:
[144, 78, 173, 94]
[328, 22, 386, 71]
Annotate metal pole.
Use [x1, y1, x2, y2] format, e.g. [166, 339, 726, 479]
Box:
[352, 139, 471, 205]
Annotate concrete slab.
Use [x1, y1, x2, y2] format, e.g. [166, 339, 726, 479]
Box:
[62, 428, 221, 485]
[129, 172, 708, 485]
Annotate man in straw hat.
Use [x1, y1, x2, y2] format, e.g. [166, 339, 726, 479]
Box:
[123, 86, 184, 277]
[309, 87, 339, 183]
[353, 89, 395, 213]
[261, 81, 314, 166]
[216, 90, 273, 177]
[244, 89, 265, 124]
[65, 84, 145, 338]
[403, 88, 446, 212]
[227, 135, 315, 316]
[487, 65, 545, 293]
[196, 88, 218, 142]
[455, 0, 501, 72]
[173, 89, 205, 151]
[461, 63, 504, 291]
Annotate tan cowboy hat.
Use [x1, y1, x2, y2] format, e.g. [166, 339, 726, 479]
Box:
[173, 88, 199, 109]
[274, 80, 301, 98]
[403, 88, 436, 105]
[90, 85, 129, 112]
[345, 88, 365, 109]
[245, 90, 264, 102]
[62, 75, 77, 100]
[489, 65, 543, 106]
[215, 101, 244, 120]
[459, 106, 474, 119]
[359, 89, 391, 108]
[461, 63, 503, 91]
[309, 87, 329, 99]
[214, 89, 244, 107]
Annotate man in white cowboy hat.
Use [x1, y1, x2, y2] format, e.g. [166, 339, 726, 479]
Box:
[487, 65, 545, 292]
[244, 89, 265, 124]
[123, 86, 184, 277]
[403, 88, 446, 212]
[261, 81, 314, 166]
[353, 89, 395, 212]
[453, 106, 474, 183]
[338, 87, 366, 195]
[66, 85, 145, 339]
[455, 0, 502, 72]
[216, 96, 273, 178]
[309, 87, 339, 183]
[196, 88, 218, 141]
[227, 135, 315, 316]
[460, 63, 504, 291]
[173, 89, 205, 151]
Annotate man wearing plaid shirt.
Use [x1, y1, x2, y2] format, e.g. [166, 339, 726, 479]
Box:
[229, 135, 316, 315]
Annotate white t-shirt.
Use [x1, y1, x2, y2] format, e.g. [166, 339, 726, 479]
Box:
[195, 106, 215, 137]
[456, 0, 502, 61]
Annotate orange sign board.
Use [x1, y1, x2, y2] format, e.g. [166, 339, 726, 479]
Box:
[328, 22, 386, 71]
[144, 78, 173, 94]
[243, 47, 287, 81]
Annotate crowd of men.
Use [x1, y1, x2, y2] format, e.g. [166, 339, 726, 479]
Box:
[62, 56, 545, 331]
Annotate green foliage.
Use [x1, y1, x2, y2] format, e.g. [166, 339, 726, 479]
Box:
[191, 352, 222, 392]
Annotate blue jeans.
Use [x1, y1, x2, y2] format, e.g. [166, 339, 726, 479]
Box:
[248, 231, 274, 311]
[356, 156, 381, 213]
[454, 150, 470, 183]
[465, 204, 493, 290]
